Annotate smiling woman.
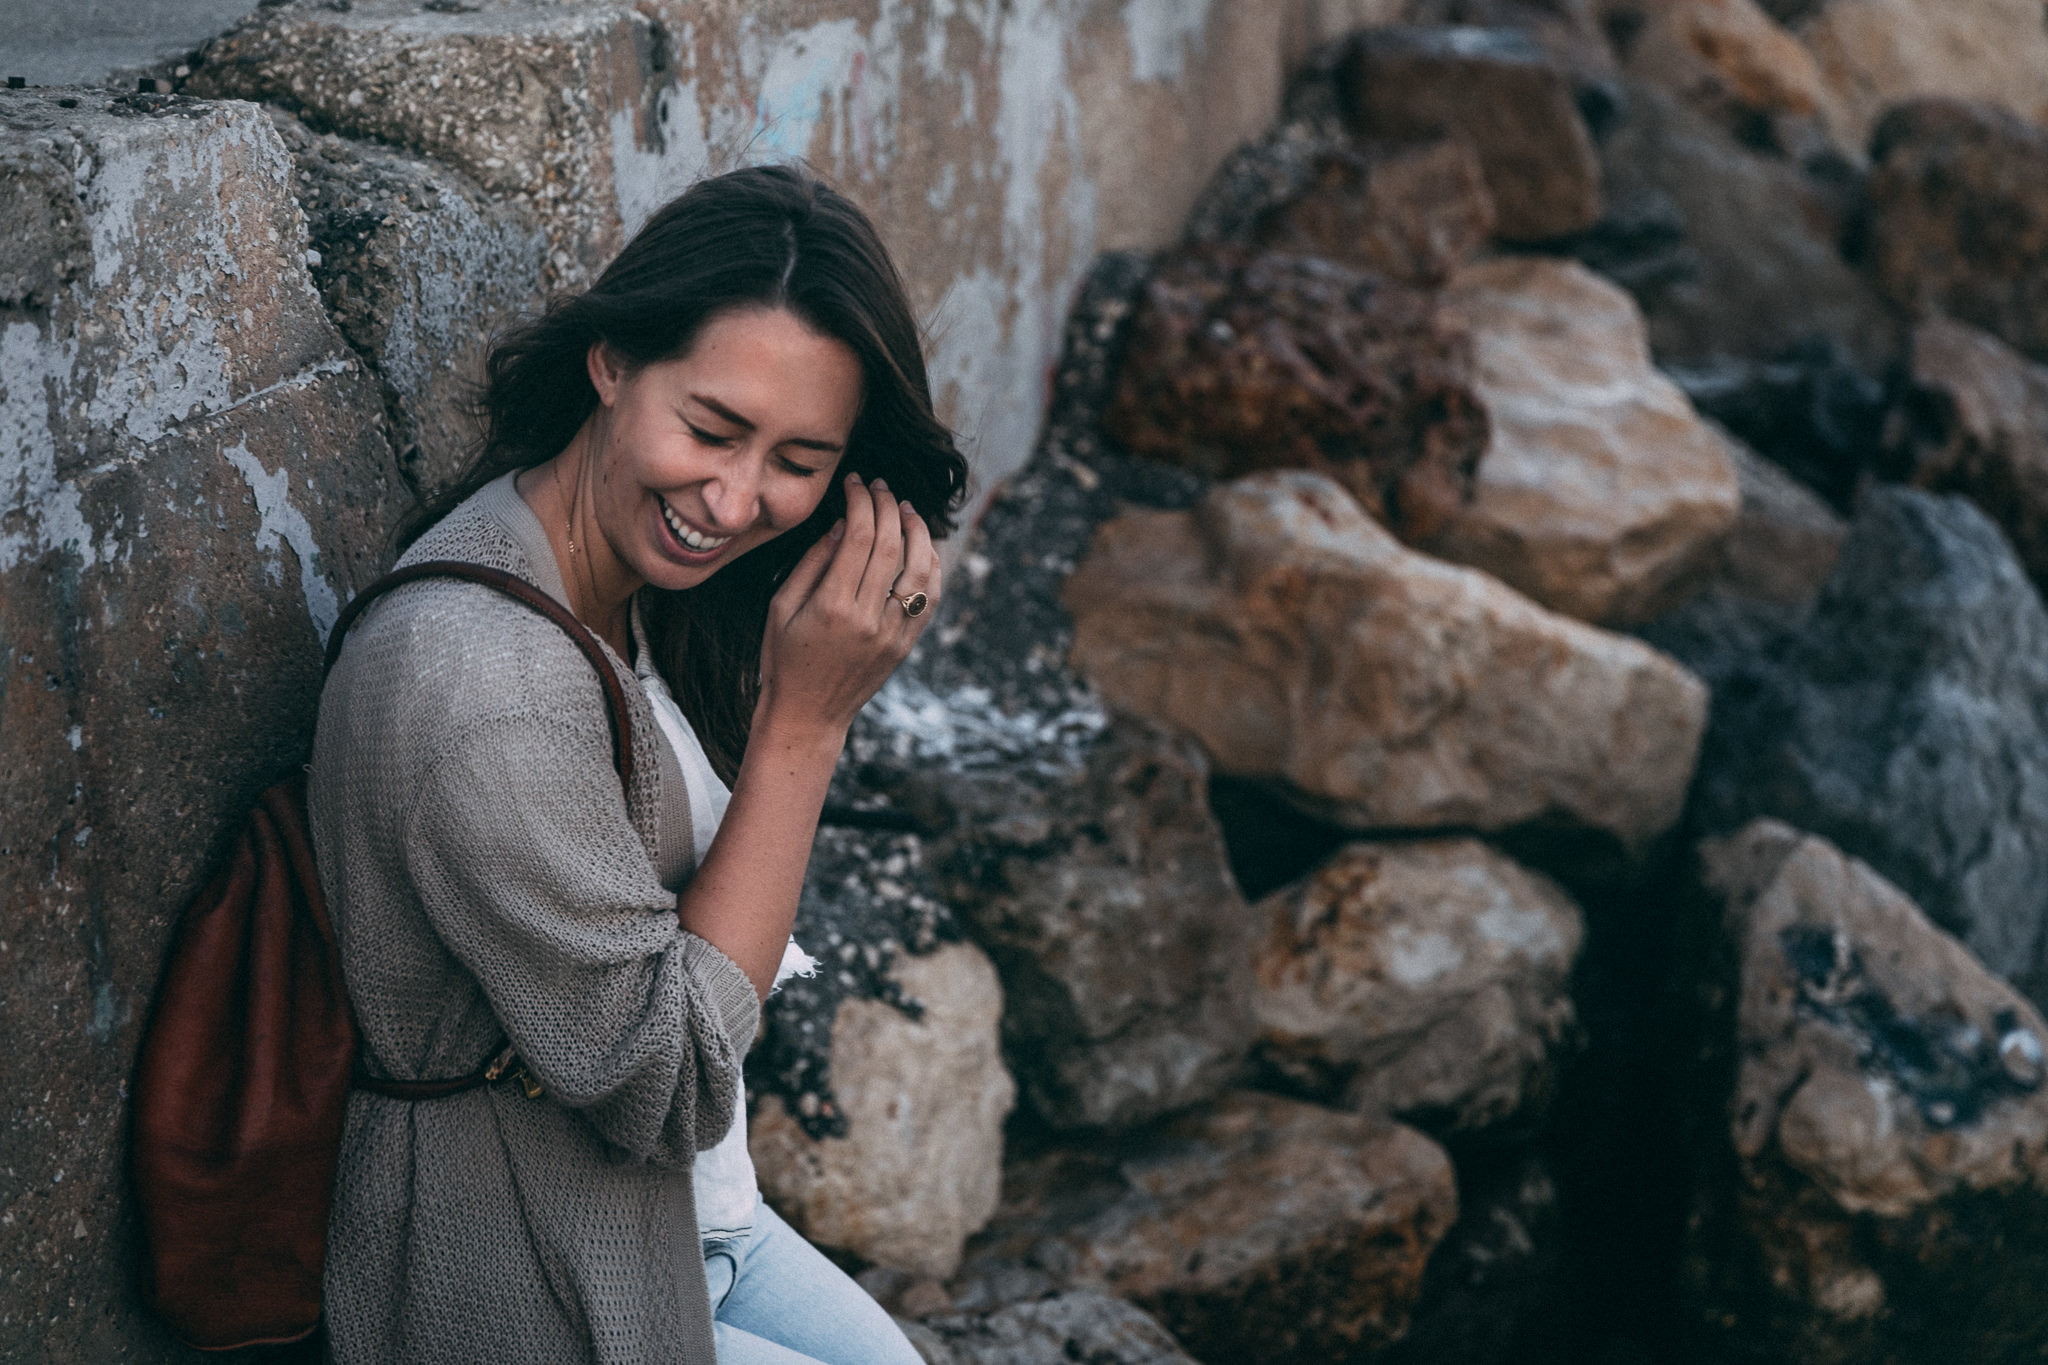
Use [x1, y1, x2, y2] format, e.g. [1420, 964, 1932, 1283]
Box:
[308, 165, 966, 1365]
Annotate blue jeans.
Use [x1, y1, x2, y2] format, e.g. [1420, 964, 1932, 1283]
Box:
[701, 1198, 924, 1365]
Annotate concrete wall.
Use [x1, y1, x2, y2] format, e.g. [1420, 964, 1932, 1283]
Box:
[0, 1, 1392, 1357]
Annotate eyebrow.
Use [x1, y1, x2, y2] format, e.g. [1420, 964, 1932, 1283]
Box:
[690, 393, 845, 454]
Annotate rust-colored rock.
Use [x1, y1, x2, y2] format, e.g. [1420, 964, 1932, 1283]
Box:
[1419, 255, 1742, 624]
[1866, 99, 2048, 363]
[1684, 820, 2048, 1363]
[1898, 319, 2048, 596]
[1248, 136, 1497, 287]
[1338, 25, 1603, 241]
[1103, 247, 1488, 540]
[1614, 0, 1849, 144]
[1063, 470, 1709, 849]
[970, 1092, 1458, 1364]
[1252, 838, 1584, 1132]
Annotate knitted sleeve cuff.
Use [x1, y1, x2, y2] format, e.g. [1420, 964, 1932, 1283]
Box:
[680, 932, 761, 1060]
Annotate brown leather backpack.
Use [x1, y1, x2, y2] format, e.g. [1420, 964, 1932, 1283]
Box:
[131, 561, 634, 1351]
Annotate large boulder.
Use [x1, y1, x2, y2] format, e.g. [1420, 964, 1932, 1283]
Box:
[965, 1092, 1459, 1364]
[1, 88, 409, 1363]
[1578, 80, 1898, 372]
[1866, 99, 2048, 364]
[266, 109, 547, 500]
[857, 688, 1260, 1133]
[1102, 246, 1489, 541]
[1683, 820, 2048, 1363]
[1244, 136, 1499, 288]
[1897, 317, 2048, 596]
[1700, 429, 1849, 609]
[751, 942, 1015, 1280]
[1793, 0, 2048, 152]
[1252, 838, 1584, 1133]
[1679, 487, 2048, 988]
[1337, 25, 1603, 241]
[1064, 469, 1710, 850]
[187, 0, 654, 289]
[1418, 255, 1741, 625]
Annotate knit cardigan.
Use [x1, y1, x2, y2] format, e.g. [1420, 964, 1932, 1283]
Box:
[307, 473, 760, 1365]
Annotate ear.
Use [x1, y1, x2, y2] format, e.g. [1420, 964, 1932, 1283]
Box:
[586, 340, 625, 406]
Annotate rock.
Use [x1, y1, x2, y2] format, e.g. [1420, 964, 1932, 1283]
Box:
[1897, 318, 2048, 594]
[1252, 838, 1584, 1133]
[1700, 430, 1849, 607]
[1608, 0, 1848, 148]
[1680, 488, 2048, 987]
[1064, 469, 1710, 850]
[1102, 246, 1489, 541]
[1664, 337, 1892, 508]
[910, 1292, 1199, 1365]
[1246, 136, 1499, 288]
[860, 693, 1261, 1134]
[265, 109, 547, 500]
[966, 1092, 1459, 1363]
[1, 87, 409, 1363]
[751, 943, 1015, 1280]
[1579, 80, 1899, 372]
[1683, 820, 2048, 1364]
[1866, 99, 2048, 365]
[187, 0, 654, 290]
[1337, 25, 1603, 241]
[1794, 0, 2048, 152]
[1416, 255, 1742, 625]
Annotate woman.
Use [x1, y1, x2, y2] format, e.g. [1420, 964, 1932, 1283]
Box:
[307, 164, 966, 1365]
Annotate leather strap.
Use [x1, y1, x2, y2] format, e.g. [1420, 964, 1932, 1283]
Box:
[327, 559, 640, 1100]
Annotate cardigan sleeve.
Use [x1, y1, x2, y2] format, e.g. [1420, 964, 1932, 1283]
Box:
[401, 708, 760, 1164]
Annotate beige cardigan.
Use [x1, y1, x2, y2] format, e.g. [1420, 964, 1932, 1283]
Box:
[308, 473, 759, 1364]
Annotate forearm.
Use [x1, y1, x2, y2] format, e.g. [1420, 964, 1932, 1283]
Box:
[674, 710, 844, 1000]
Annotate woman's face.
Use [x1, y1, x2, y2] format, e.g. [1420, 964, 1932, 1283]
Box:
[586, 306, 864, 592]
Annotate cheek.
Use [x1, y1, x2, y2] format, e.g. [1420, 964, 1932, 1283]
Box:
[765, 478, 832, 532]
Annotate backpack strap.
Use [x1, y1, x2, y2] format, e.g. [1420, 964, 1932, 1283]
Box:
[325, 559, 638, 1101]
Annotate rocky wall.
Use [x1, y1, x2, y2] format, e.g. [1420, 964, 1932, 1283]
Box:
[1, 4, 1392, 1359]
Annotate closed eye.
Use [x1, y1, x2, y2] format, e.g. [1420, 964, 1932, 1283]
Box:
[778, 455, 827, 477]
[687, 422, 739, 448]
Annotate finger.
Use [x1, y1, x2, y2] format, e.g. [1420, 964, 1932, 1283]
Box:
[772, 521, 840, 623]
[856, 479, 906, 608]
[818, 473, 875, 603]
[892, 506, 939, 596]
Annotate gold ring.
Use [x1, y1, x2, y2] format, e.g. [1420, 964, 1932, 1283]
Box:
[890, 590, 928, 618]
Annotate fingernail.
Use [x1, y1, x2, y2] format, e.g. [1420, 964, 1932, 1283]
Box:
[872, 477, 889, 492]
[847, 472, 863, 486]
[902, 502, 921, 518]
[830, 519, 845, 540]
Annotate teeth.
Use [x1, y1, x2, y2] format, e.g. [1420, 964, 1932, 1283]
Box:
[662, 498, 731, 552]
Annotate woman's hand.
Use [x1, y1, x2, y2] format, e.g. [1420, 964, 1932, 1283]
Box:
[755, 472, 941, 743]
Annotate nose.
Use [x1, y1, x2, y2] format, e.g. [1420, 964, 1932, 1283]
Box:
[699, 453, 763, 533]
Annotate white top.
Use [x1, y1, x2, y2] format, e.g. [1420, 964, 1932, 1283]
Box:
[634, 637, 814, 1239]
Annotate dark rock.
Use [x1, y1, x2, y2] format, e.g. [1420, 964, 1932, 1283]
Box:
[1577, 80, 1899, 374]
[1666, 336, 1893, 510]
[1246, 136, 1498, 287]
[1671, 487, 2048, 988]
[1696, 429, 1849, 610]
[1338, 25, 1603, 241]
[906, 1291, 1199, 1365]
[1866, 99, 2048, 364]
[1102, 246, 1488, 540]
[0, 87, 409, 1364]
[1896, 317, 2048, 596]
[958, 1092, 1459, 1364]
[1681, 820, 2048, 1364]
[265, 109, 546, 500]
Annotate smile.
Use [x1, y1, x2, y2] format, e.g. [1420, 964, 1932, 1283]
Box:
[659, 496, 734, 554]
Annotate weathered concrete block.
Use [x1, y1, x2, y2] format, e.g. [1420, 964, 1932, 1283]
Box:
[269, 109, 547, 501]
[0, 87, 408, 1363]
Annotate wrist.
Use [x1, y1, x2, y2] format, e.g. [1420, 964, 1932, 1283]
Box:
[747, 697, 849, 767]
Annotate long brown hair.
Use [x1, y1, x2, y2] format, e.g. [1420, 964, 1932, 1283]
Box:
[404, 165, 969, 781]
